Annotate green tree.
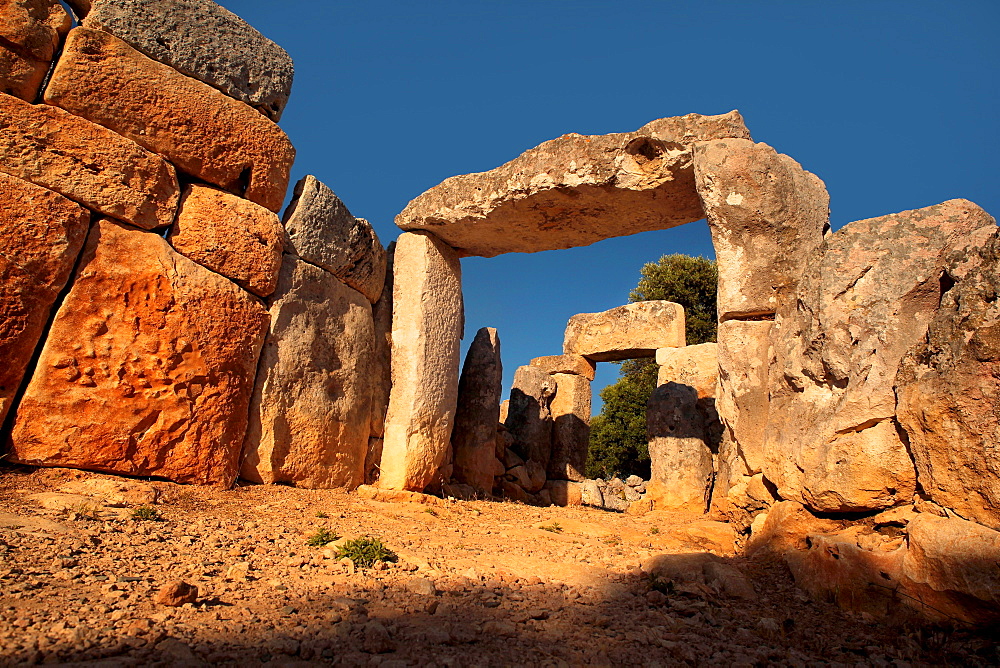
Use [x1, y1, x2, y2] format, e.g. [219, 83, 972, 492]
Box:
[586, 254, 718, 479]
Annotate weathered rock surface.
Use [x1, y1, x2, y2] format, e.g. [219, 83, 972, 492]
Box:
[694, 139, 829, 319]
[9, 218, 268, 486]
[84, 0, 294, 120]
[0, 0, 70, 100]
[241, 256, 373, 489]
[548, 373, 591, 482]
[368, 243, 394, 440]
[897, 230, 1000, 531]
[646, 383, 714, 511]
[716, 320, 772, 474]
[0, 173, 89, 425]
[529, 353, 595, 381]
[765, 200, 997, 513]
[0, 42, 48, 100]
[168, 184, 283, 298]
[396, 112, 751, 257]
[365, 437, 383, 485]
[282, 176, 387, 303]
[655, 343, 717, 398]
[451, 327, 502, 493]
[544, 480, 583, 506]
[45, 28, 294, 212]
[0, 92, 180, 229]
[505, 365, 556, 468]
[564, 301, 685, 362]
[380, 232, 463, 491]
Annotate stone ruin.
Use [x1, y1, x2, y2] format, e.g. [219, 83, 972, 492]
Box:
[2, 0, 999, 627]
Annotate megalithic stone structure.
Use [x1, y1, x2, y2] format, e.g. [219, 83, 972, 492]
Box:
[451, 327, 502, 493]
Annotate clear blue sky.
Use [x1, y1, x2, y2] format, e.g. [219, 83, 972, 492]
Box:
[219, 0, 998, 413]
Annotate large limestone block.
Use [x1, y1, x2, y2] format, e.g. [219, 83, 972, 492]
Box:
[0, 43, 48, 100]
[716, 320, 772, 474]
[0, 173, 89, 424]
[396, 111, 751, 257]
[282, 176, 387, 303]
[897, 230, 1000, 531]
[765, 199, 997, 513]
[84, 0, 294, 121]
[241, 256, 374, 489]
[0, 0, 70, 100]
[368, 243, 394, 439]
[694, 139, 829, 319]
[45, 28, 294, 213]
[564, 301, 685, 362]
[168, 185, 283, 298]
[655, 342, 717, 398]
[548, 373, 591, 482]
[451, 327, 502, 493]
[504, 365, 556, 468]
[0, 93, 179, 229]
[9, 218, 269, 487]
[646, 382, 714, 511]
[529, 353, 595, 381]
[380, 232, 463, 491]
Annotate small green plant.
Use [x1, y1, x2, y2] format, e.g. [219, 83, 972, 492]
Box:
[649, 526, 660, 535]
[306, 526, 340, 547]
[131, 505, 161, 521]
[333, 536, 397, 567]
[70, 502, 101, 521]
[538, 521, 563, 533]
[424, 508, 438, 517]
[602, 534, 621, 546]
[315, 511, 329, 519]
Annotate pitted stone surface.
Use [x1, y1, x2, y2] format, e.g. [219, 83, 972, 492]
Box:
[396, 112, 750, 257]
[84, 0, 294, 120]
[564, 301, 685, 362]
[45, 28, 294, 213]
[0, 43, 48, 100]
[451, 327, 503, 493]
[0, 0, 70, 100]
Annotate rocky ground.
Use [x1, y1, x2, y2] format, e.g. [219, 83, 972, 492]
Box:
[1, 467, 996, 667]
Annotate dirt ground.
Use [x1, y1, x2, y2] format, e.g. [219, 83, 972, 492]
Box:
[0, 466, 996, 667]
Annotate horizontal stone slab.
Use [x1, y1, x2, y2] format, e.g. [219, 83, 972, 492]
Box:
[564, 301, 685, 362]
[529, 354, 595, 381]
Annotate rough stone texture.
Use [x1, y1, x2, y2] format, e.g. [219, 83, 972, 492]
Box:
[241, 256, 373, 489]
[63, 0, 89, 17]
[564, 301, 685, 362]
[451, 327, 502, 493]
[896, 230, 1000, 531]
[365, 437, 383, 485]
[655, 343, 717, 398]
[0, 173, 89, 425]
[0, 92, 180, 229]
[0, 43, 47, 101]
[168, 185, 283, 298]
[396, 111, 751, 257]
[745, 501, 846, 558]
[84, 0, 294, 121]
[504, 365, 556, 468]
[282, 176, 388, 303]
[547, 373, 591, 482]
[544, 480, 583, 506]
[716, 320, 772, 475]
[8, 218, 268, 486]
[765, 200, 997, 513]
[694, 139, 829, 319]
[380, 232, 463, 492]
[529, 354, 595, 381]
[646, 382, 714, 511]
[0, 0, 70, 100]
[368, 243, 394, 440]
[44, 28, 294, 213]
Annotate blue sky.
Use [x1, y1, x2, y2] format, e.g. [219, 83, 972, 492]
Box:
[219, 0, 998, 412]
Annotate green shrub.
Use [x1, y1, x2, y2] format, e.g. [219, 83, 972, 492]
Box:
[306, 527, 340, 547]
[333, 536, 397, 567]
[538, 521, 563, 533]
[131, 505, 161, 521]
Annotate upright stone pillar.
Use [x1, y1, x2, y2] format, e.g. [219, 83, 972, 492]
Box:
[504, 365, 556, 469]
[451, 327, 502, 493]
[548, 373, 591, 482]
[380, 232, 463, 491]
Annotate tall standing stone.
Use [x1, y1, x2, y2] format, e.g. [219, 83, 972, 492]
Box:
[563, 301, 685, 362]
[646, 382, 714, 511]
[241, 257, 374, 489]
[380, 232, 463, 491]
[715, 321, 772, 474]
[451, 327, 502, 493]
[505, 365, 556, 469]
[548, 373, 591, 482]
[366, 243, 394, 482]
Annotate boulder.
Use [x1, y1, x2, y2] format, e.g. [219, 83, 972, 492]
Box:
[764, 200, 997, 513]
[451, 327, 503, 493]
[168, 184, 283, 298]
[529, 354, 595, 381]
[0, 42, 48, 101]
[380, 232, 463, 491]
[396, 111, 751, 257]
[0, 92, 180, 229]
[564, 301, 685, 362]
[507, 460, 545, 494]
[581, 479, 604, 507]
[548, 373, 591, 482]
[9, 218, 268, 487]
[282, 176, 388, 303]
[715, 320, 772, 474]
[0, 0, 70, 100]
[504, 365, 556, 468]
[83, 0, 294, 120]
[655, 343, 717, 398]
[241, 256, 373, 489]
[544, 480, 582, 507]
[45, 28, 294, 212]
[896, 231, 1000, 531]
[368, 243, 394, 439]
[0, 173, 90, 425]
[693, 138, 829, 319]
[745, 501, 846, 558]
[646, 382, 714, 511]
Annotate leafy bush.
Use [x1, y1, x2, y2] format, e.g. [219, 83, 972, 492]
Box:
[131, 505, 161, 521]
[333, 536, 397, 567]
[306, 527, 340, 547]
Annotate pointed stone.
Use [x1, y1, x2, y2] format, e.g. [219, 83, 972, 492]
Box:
[548, 373, 591, 482]
[451, 327, 502, 493]
[504, 365, 556, 468]
[564, 301, 685, 362]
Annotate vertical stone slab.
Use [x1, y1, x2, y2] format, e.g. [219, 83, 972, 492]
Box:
[451, 327, 502, 493]
[9, 218, 269, 487]
[0, 0, 71, 101]
[241, 256, 374, 489]
[0, 173, 90, 424]
[368, 243, 394, 440]
[548, 373, 591, 482]
[504, 365, 556, 469]
[715, 320, 772, 474]
[646, 382, 714, 511]
[380, 232, 463, 491]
